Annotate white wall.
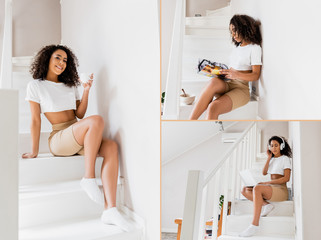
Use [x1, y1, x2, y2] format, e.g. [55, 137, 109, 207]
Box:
[162, 121, 251, 231]
[161, 0, 176, 93]
[288, 121, 302, 240]
[162, 121, 234, 163]
[61, 1, 160, 239]
[230, 0, 321, 119]
[0, 0, 60, 71]
[0, 90, 18, 240]
[297, 122, 321, 239]
[257, 121, 288, 152]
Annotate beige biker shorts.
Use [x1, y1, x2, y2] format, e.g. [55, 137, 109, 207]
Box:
[48, 119, 84, 156]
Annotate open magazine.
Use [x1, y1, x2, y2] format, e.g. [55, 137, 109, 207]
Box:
[197, 59, 231, 81]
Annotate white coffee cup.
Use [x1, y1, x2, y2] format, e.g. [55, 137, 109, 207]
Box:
[79, 73, 93, 83]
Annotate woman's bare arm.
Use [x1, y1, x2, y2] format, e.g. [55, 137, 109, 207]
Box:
[220, 65, 262, 82]
[22, 101, 41, 158]
[262, 148, 272, 175]
[75, 75, 93, 119]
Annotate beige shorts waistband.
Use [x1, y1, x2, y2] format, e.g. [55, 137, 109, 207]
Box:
[52, 119, 77, 131]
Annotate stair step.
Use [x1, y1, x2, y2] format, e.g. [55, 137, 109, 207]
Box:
[12, 56, 33, 72]
[19, 132, 51, 155]
[20, 215, 142, 240]
[233, 200, 293, 216]
[19, 180, 123, 228]
[219, 235, 294, 240]
[186, 16, 231, 28]
[206, 6, 231, 17]
[226, 215, 294, 237]
[19, 154, 104, 185]
[186, 27, 230, 37]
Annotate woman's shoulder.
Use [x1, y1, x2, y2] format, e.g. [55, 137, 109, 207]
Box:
[27, 79, 42, 88]
[250, 44, 262, 51]
[281, 155, 291, 162]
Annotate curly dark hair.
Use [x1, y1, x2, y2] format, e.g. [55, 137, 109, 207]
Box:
[268, 136, 292, 158]
[230, 14, 262, 47]
[30, 45, 80, 87]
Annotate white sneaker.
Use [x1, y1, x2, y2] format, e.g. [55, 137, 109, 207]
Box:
[261, 203, 274, 217]
[239, 224, 259, 237]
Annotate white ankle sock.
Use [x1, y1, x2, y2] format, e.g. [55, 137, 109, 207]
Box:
[261, 203, 274, 217]
[239, 224, 259, 237]
[80, 177, 104, 206]
[101, 207, 134, 232]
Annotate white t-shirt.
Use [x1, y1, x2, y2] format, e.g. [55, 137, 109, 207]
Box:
[267, 155, 291, 175]
[25, 80, 80, 113]
[229, 44, 262, 71]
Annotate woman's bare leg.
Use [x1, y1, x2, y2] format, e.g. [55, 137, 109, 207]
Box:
[72, 115, 104, 178]
[241, 186, 269, 205]
[206, 94, 232, 120]
[98, 139, 119, 209]
[189, 77, 227, 120]
[252, 185, 272, 226]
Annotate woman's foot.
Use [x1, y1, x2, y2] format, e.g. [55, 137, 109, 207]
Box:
[101, 207, 134, 232]
[80, 177, 104, 206]
[261, 203, 274, 217]
[239, 224, 259, 237]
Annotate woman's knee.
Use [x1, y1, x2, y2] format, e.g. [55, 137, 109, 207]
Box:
[241, 186, 247, 195]
[87, 115, 105, 129]
[253, 184, 264, 193]
[207, 101, 219, 113]
[102, 139, 118, 156]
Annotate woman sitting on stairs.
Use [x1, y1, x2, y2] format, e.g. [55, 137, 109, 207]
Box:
[189, 14, 262, 120]
[240, 136, 292, 237]
[22, 45, 132, 232]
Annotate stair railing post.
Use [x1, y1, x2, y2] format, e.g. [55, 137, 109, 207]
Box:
[163, 0, 185, 119]
[0, 0, 13, 89]
[211, 169, 221, 239]
[221, 157, 231, 235]
[181, 170, 204, 240]
[235, 142, 243, 200]
[230, 148, 238, 215]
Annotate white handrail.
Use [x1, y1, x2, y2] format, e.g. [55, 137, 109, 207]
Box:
[0, 0, 13, 89]
[203, 122, 255, 187]
[181, 122, 257, 239]
[162, 0, 185, 119]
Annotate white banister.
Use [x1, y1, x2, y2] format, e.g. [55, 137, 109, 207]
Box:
[181, 122, 257, 239]
[181, 170, 204, 240]
[162, 0, 185, 119]
[0, 0, 13, 89]
[203, 122, 255, 187]
[221, 157, 230, 235]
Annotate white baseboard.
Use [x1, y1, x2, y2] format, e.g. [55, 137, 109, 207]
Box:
[120, 205, 145, 240]
[161, 228, 177, 233]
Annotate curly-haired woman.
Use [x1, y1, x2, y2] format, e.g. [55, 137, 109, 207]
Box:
[189, 14, 262, 120]
[240, 136, 292, 237]
[23, 45, 132, 231]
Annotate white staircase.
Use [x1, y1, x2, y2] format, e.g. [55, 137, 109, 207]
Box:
[173, 5, 258, 119]
[180, 123, 295, 239]
[2, 2, 144, 239]
[16, 71, 143, 240]
[219, 153, 295, 240]
[12, 43, 142, 240]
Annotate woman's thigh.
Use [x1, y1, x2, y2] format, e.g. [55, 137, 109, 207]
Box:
[72, 115, 104, 146]
[204, 77, 228, 95]
[255, 185, 273, 200]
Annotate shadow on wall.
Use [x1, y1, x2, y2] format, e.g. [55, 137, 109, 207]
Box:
[95, 66, 116, 138]
[114, 129, 133, 210]
[95, 66, 133, 210]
